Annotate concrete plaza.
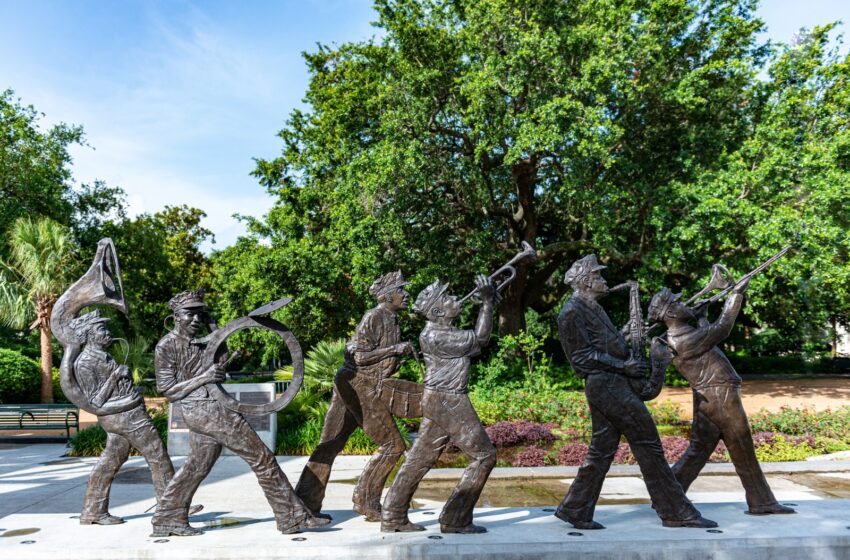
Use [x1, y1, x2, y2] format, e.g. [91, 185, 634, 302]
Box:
[1, 442, 849, 559]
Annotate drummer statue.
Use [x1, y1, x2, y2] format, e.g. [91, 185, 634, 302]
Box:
[150, 290, 329, 537]
[295, 271, 418, 521]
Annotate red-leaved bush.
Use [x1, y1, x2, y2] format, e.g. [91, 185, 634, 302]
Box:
[513, 445, 547, 467]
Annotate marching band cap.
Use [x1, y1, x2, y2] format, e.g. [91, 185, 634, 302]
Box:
[563, 254, 607, 285]
[69, 309, 110, 342]
[368, 270, 410, 298]
[168, 289, 206, 312]
[413, 280, 449, 317]
[648, 288, 682, 322]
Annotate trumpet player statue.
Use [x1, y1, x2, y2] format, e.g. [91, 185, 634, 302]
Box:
[151, 290, 329, 537]
[295, 271, 419, 521]
[555, 255, 716, 529]
[381, 275, 498, 534]
[70, 310, 179, 525]
[648, 279, 795, 515]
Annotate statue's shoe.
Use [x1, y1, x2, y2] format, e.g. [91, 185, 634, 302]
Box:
[150, 524, 203, 537]
[278, 514, 332, 534]
[381, 520, 426, 533]
[662, 515, 718, 528]
[188, 504, 204, 515]
[353, 502, 382, 522]
[747, 503, 796, 515]
[553, 509, 605, 530]
[441, 523, 487, 534]
[80, 513, 125, 525]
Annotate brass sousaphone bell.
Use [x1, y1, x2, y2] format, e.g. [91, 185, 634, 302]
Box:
[52, 238, 144, 415]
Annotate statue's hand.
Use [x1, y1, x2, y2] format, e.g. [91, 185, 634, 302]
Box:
[624, 358, 649, 378]
[394, 342, 414, 356]
[205, 363, 226, 384]
[733, 276, 751, 295]
[475, 274, 496, 300]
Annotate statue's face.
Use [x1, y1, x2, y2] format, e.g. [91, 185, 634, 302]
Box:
[174, 307, 206, 336]
[582, 270, 609, 295]
[669, 300, 696, 321]
[89, 323, 112, 347]
[384, 286, 410, 311]
[431, 292, 461, 322]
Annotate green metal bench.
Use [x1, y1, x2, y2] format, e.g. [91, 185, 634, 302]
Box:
[0, 404, 80, 438]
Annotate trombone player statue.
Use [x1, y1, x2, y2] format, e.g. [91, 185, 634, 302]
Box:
[648, 250, 795, 516]
[555, 254, 716, 529]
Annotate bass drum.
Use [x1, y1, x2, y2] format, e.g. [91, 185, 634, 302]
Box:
[201, 315, 304, 415]
[379, 377, 423, 418]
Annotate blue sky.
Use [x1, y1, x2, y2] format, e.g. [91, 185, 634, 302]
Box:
[1, 1, 847, 251]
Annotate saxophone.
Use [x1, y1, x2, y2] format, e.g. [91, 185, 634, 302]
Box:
[610, 281, 664, 401]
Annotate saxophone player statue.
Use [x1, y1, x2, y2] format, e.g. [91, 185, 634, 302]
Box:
[555, 254, 716, 529]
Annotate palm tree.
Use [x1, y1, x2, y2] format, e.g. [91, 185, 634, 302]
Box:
[0, 217, 77, 403]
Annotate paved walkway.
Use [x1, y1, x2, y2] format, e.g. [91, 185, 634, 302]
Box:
[1, 443, 850, 558]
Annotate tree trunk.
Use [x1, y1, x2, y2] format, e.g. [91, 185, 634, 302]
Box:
[40, 325, 54, 403]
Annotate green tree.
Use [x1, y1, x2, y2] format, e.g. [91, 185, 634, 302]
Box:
[243, 0, 773, 339]
[0, 89, 126, 253]
[102, 205, 215, 341]
[0, 217, 78, 402]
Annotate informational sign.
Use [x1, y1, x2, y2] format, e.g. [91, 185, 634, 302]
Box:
[167, 383, 278, 456]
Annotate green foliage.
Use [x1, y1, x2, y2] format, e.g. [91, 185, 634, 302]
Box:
[276, 417, 409, 455]
[749, 406, 850, 441]
[99, 205, 215, 343]
[754, 434, 820, 462]
[51, 368, 70, 404]
[646, 400, 684, 426]
[0, 348, 41, 403]
[470, 385, 591, 433]
[66, 424, 108, 457]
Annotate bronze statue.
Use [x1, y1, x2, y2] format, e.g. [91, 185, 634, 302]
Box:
[69, 311, 178, 525]
[150, 290, 329, 536]
[295, 271, 420, 521]
[555, 254, 716, 529]
[381, 275, 499, 534]
[649, 279, 795, 515]
[51, 239, 200, 526]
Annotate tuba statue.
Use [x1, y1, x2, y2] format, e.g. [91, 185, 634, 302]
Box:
[51, 238, 143, 415]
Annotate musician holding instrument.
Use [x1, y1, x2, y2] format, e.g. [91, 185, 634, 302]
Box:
[381, 274, 498, 534]
[295, 271, 417, 522]
[70, 310, 175, 526]
[151, 290, 329, 537]
[555, 254, 716, 530]
[648, 277, 795, 516]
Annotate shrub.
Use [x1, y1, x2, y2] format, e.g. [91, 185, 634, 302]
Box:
[660, 436, 691, 464]
[485, 422, 520, 447]
[470, 386, 591, 433]
[514, 420, 556, 445]
[276, 417, 409, 455]
[0, 348, 41, 403]
[753, 433, 822, 462]
[558, 442, 589, 466]
[513, 445, 547, 467]
[485, 420, 555, 447]
[647, 400, 684, 426]
[52, 368, 70, 404]
[749, 406, 850, 441]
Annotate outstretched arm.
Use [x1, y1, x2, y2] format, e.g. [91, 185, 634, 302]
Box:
[473, 274, 496, 345]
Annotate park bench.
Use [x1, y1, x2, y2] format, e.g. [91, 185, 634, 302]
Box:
[0, 404, 80, 438]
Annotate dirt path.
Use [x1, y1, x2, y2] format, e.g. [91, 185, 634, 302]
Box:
[658, 377, 850, 420]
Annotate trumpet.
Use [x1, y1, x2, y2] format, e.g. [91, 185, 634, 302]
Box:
[458, 241, 537, 303]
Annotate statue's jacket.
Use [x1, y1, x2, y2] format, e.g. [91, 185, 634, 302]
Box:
[75, 346, 139, 408]
[558, 295, 630, 379]
[666, 293, 744, 390]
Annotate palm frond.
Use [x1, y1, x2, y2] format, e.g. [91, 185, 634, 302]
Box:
[0, 263, 32, 329]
